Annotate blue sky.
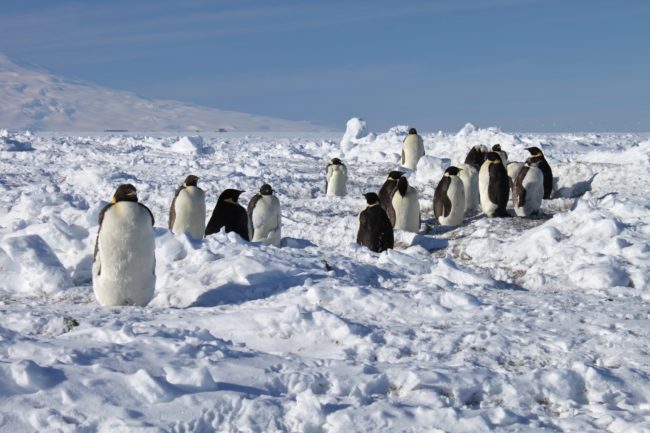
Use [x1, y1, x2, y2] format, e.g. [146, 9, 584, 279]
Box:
[1, 0, 649, 131]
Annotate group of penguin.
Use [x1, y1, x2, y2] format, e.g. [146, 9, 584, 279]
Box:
[92, 127, 552, 307]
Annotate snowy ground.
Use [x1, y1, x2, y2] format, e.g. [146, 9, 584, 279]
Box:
[0, 125, 649, 432]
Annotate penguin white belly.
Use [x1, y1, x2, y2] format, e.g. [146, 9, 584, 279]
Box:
[391, 188, 420, 232]
[402, 136, 425, 170]
[251, 196, 282, 246]
[327, 166, 347, 196]
[507, 162, 524, 183]
[172, 186, 206, 239]
[515, 166, 544, 217]
[479, 162, 498, 217]
[93, 202, 155, 307]
[458, 164, 479, 213]
[439, 177, 465, 226]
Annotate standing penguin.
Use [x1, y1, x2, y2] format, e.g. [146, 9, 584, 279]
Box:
[492, 144, 509, 166]
[378, 170, 404, 226]
[401, 128, 425, 170]
[93, 184, 155, 307]
[205, 189, 249, 240]
[479, 152, 510, 217]
[434, 166, 466, 226]
[169, 174, 206, 239]
[357, 192, 394, 253]
[391, 176, 420, 232]
[512, 158, 544, 217]
[247, 184, 282, 246]
[326, 158, 348, 196]
[464, 145, 489, 171]
[526, 147, 553, 199]
[456, 163, 480, 214]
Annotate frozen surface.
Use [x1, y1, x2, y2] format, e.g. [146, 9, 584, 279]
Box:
[0, 125, 649, 432]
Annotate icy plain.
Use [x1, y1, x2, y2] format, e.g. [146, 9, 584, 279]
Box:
[0, 124, 649, 432]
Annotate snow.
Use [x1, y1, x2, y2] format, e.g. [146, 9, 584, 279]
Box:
[0, 124, 650, 432]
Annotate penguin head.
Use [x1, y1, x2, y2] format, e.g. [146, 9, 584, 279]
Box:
[219, 189, 244, 204]
[259, 184, 274, 196]
[363, 192, 380, 206]
[396, 176, 409, 196]
[485, 152, 502, 164]
[388, 170, 405, 180]
[329, 158, 343, 166]
[444, 166, 461, 177]
[526, 147, 544, 158]
[183, 175, 199, 187]
[408, 128, 417, 135]
[112, 184, 138, 203]
[492, 144, 502, 152]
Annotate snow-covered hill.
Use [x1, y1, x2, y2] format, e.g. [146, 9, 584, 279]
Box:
[0, 125, 649, 432]
[0, 54, 323, 132]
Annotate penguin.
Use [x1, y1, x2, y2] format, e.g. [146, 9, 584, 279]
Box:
[479, 152, 510, 217]
[92, 184, 155, 307]
[357, 192, 394, 253]
[401, 128, 425, 170]
[526, 147, 553, 199]
[168, 174, 206, 239]
[390, 176, 420, 232]
[205, 189, 249, 240]
[512, 158, 544, 217]
[378, 170, 404, 226]
[492, 144, 509, 166]
[463, 144, 489, 171]
[247, 184, 282, 246]
[433, 166, 466, 226]
[506, 161, 525, 198]
[456, 163, 480, 214]
[326, 158, 348, 196]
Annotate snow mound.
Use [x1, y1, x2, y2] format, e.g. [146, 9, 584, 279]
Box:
[340, 117, 369, 147]
[170, 135, 206, 154]
[0, 130, 34, 151]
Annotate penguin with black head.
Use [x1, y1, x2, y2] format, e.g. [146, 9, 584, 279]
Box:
[479, 152, 510, 217]
[93, 184, 155, 307]
[434, 166, 466, 226]
[401, 128, 425, 170]
[526, 147, 553, 199]
[492, 144, 509, 166]
[463, 145, 489, 172]
[378, 170, 404, 226]
[326, 158, 348, 196]
[169, 174, 206, 239]
[205, 189, 249, 240]
[513, 157, 544, 217]
[248, 184, 282, 246]
[357, 192, 394, 253]
[391, 176, 420, 232]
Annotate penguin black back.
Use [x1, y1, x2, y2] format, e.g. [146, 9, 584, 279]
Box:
[464, 145, 488, 171]
[378, 171, 404, 225]
[433, 166, 461, 220]
[486, 152, 510, 217]
[357, 193, 394, 253]
[526, 147, 553, 199]
[205, 189, 249, 240]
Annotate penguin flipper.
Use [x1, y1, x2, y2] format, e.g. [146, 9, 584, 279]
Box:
[139, 203, 155, 226]
[401, 149, 405, 165]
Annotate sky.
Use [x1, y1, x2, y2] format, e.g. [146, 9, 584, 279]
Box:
[1, 0, 649, 132]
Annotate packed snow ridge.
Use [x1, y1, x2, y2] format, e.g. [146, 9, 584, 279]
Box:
[0, 122, 649, 432]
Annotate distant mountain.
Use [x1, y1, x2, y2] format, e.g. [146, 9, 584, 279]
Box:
[0, 54, 324, 132]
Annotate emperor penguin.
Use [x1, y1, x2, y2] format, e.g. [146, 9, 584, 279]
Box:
[492, 144, 509, 166]
[506, 161, 525, 198]
[512, 158, 544, 217]
[205, 189, 249, 240]
[326, 158, 348, 196]
[247, 184, 282, 246]
[526, 147, 553, 199]
[434, 166, 466, 226]
[168, 174, 206, 239]
[357, 192, 394, 253]
[390, 176, 420, 232]
[378, 170, 404, 226]
[401, 128, 425, 170]
[479, 152, 510, 217]
[464, 144, 489, 171]
[92, 184, 155, 307]
[456, 163, 480, 214]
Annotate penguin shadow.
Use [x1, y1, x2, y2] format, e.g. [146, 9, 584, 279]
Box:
[553, 173, 597, 199]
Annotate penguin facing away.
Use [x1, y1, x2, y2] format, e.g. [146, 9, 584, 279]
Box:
[401, 128, 425, 170]
[93, 184, 155, 307]
[169, 174, 206, 239]
[391, 176, 420, 232]
[513, 158, 544, 217]
[247, 184, 282, 246]
[526, 147, 553, 199]
[457, 163, 479, 214]
[434, 166, 466, 226]
[506, 161, 525, 198]
[357, 192, 394, 253]
[378, 170, 404, 226]
[479, 152, 510, 217]
[464, 144, 489, 171]
[326, 158, 348, 196]
[492, 144, 509, 166]
[205, 189, 250, 240]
